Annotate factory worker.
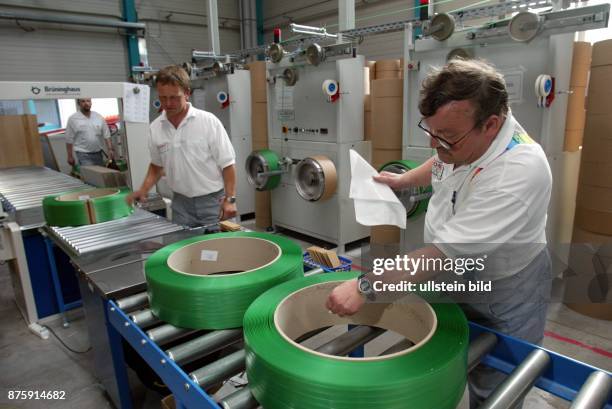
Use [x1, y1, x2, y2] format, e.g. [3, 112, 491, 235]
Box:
[128, 65, 237, 228]
[327, 59, 553, 408]
[65, 98, 114, 167]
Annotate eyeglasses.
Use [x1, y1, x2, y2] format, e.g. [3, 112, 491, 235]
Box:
[417, 118, 480, 150]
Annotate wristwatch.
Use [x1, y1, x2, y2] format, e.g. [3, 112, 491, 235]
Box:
[357, 273, 376, 301]
[225, 196, 236, 204]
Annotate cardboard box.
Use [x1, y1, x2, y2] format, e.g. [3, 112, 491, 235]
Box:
[371, 97, 403, 150]
[364, 94, 371, 112]
[80, 165, 127, 187]
[372, 79, 403, 98]
[252, 102, 268, 143]
[572, 225, 612, 247]
[583, 113, 612, 141]
[565, 303, 612, 321]
[372, 149, 402, 170]
[0, 114, 43, 168]
[591, 39, 612, 67]
[375, 59, 401, 72]
[576, 184, 612, 212]
[580, 133, 612, 163]
[586, 91, 612, 115]
[161, 395, 175, 409]
[364, 111, 372, 141]
[587, 65, 612, 90]
[575, 206, 612, 235]
[578, 162, 612, 188]
[370, 225, 401, 244]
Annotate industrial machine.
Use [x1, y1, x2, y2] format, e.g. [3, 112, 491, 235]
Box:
[188, 60, 255, 218]
[247, 44, 370, 251]
[0, 81, 156, 338]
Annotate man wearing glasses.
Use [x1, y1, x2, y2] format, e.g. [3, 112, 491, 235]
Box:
[327, 59, 552, 407]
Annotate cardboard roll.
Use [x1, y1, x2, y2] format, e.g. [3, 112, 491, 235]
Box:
[267, 43, 285, 63]
[146, 232, 303, 329]
[243, 272, 468, 409]
[245, 150, 282, 191]
[306, 43, 325, 66]
[43, 187, 133, 227]
[295, 156, 337, 202]
[379, 160, 431, 218]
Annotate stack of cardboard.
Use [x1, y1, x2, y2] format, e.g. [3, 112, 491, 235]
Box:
[0, 115, 43, 168]
[563, 42, 592, 152]
[249, 61, 272, 229]
[374, 59, 402, 79]
[307, 246, 342, 269]
[219, 220, 242, 232]
[364, 65, 372, 141]
[567, 39, 612, 320]
[369, 74, 404, 245]
[80, 165, 127, 187]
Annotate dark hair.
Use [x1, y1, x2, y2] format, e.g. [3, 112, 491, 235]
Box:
[155, 65, 191, 92]
[419, 58, 508, 125]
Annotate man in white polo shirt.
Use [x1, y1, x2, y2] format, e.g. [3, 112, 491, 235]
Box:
[128, 65, 237, 228]
[327, 59, 552, 407]
[65, 98, 114, 167]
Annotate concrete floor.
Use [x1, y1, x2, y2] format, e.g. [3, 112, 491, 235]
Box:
[0, 227, 610, 409]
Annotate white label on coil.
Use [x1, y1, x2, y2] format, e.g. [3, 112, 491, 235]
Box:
[200, 250, 219, 261]
[78, 195, 90, 201]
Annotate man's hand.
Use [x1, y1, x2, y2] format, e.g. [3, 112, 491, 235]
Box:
[325, 279, 365, 316]
[108, 150, 115, 160]
[220, 200, 237, 221]
[126, 190, 147, 206]
[373, 171, 411, 190]
[67, 156, 75, 166]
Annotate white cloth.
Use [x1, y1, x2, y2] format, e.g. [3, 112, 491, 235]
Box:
[149, 104, 236, 198]
[424, 113, 552, 279]
[65, 111, 110, 153]
[349, 149, 406, 229]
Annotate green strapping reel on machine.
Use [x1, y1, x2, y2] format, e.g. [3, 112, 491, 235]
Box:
[245, 149, 283, 191]
[379, 160, 432, 218]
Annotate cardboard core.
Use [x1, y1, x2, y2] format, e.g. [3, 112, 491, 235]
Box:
[56, 188, 119, 201]
[168, 237, 281, 277]
[274, 281, 437, 361]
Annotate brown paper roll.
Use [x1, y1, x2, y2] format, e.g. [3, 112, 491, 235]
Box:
[250, 61, 268, 103]
[563, 130, 583, 152]
[252, 102, 268, 143]
[255, 190, 272, 228]
[575, 206, 612, 235]
[310, 155, 337, 201]
[579, 162, 612, 188]
[253, 139, 268, 151]
[591, 39, 612, 67]
[576, 184, 612, 212]
[569, 42, 592, 87]
[370, 225, 401, 244]
[565, 86, 586, 131]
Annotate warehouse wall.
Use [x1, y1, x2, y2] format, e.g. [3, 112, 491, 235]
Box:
[262, 0, 498, 60]
[0, 0, 241, 82]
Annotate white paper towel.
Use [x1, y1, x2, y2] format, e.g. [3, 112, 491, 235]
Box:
[349, 149, 407, 229]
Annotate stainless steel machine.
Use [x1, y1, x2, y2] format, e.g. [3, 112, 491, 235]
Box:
[189, 63, 255, 218]
[254, 47, 370, 251]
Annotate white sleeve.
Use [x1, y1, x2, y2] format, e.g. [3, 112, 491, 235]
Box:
[65, 117, 76, 144]
[101, 116, 111, 140]
[148, 126, 162, 167]
[210, 116, 236, 169]
[432, 188, 531, 258]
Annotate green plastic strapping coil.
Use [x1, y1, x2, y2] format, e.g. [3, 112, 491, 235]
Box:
[145, 231, 304, 329]
[244, 272, 469, 409]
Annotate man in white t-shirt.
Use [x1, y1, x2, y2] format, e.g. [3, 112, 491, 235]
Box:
[128, 65, 237, 228]
[65, 98, 113, 167]
[327, 59, 552, 407]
